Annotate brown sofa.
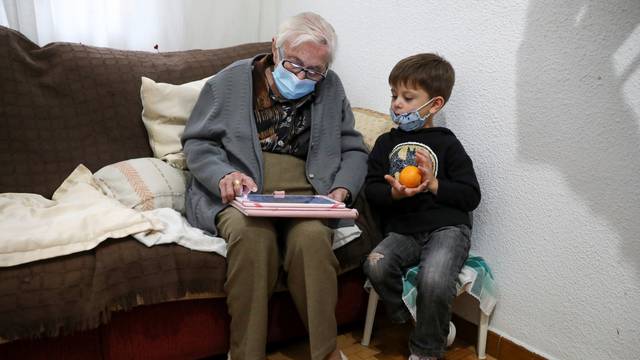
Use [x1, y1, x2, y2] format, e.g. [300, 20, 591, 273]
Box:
[0, 26, 381, 359]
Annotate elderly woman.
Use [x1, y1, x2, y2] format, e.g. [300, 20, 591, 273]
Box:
[182, 12, 367, 360]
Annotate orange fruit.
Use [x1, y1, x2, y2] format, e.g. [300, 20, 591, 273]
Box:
[398, 165, 422, 188]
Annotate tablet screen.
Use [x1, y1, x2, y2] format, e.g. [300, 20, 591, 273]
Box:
[245, 194, 337, 205]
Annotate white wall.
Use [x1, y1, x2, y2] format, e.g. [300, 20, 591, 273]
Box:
[274, 1, 640, 359]
[0, 0, 278, 51]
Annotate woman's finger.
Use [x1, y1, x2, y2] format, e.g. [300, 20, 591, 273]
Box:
[241, 175, 258, 193]
[220, 178, 232, 203]
[232, 177, 243, 197]
[226, 176, 239, 202]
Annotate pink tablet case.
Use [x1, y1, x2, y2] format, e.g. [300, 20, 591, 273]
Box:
[230, 194, 358, 219]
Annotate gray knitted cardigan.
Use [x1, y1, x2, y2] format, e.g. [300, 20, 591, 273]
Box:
[181, 56, 368, 235]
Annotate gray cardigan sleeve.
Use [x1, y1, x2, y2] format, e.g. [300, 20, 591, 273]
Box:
[182, 81, 237, 197]
[329, 97, 368, 203]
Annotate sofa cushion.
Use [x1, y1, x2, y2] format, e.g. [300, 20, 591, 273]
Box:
[0, 25, 270, 197]
[352, 107, 393, 151]
[140, 76, 213, 169]
[94, 157, 189, 213]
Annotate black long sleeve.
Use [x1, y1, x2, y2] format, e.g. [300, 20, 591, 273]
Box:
[365, 135, 394, 208]
[434, 138, 481, 212]
[364, 127, 480, 235]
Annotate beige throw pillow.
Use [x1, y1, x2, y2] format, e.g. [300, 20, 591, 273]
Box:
[140, 75, 213, 169]
[94, 158, 189, 214]
[352, 107, 394, 151]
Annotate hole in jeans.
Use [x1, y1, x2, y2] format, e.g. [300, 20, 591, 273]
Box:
[367, 252, 384, 265]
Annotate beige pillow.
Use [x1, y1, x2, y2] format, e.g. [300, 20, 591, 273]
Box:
[352, 107, 394, 151]
[94, 158, 189, 214]
[140, 75, 213, 169]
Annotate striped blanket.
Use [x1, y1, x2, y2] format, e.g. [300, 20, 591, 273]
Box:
[402, 255, 497, 319]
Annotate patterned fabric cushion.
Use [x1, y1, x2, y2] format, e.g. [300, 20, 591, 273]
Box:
[93, 158, 189, 214]
[140, 76, 213, 169]
[352, 107, 394, 151]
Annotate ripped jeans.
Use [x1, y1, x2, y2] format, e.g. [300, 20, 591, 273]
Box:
[362, 225, 470, 358]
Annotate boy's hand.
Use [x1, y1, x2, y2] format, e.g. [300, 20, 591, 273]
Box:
[385, 149, 439, 200]
[384, 174, 428, 199]
[416, 149, 439, 195]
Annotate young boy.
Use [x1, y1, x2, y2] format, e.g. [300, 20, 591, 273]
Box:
[363, 53, 481, 360]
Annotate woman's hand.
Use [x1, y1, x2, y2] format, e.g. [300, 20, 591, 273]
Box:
[327, 187, 350, 203]
[219, 172, 258, 204]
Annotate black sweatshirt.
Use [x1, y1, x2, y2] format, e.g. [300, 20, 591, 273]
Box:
[365, 127, 481, 235]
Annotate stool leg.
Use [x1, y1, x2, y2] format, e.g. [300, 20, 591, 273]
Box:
[361, 289, 379, 346]
[477, 311, 489, 359]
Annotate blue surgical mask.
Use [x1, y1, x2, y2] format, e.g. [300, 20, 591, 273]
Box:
[390, 97, 436, 131]
[272, 53, 317, 100]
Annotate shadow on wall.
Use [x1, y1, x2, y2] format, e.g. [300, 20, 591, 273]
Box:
[516, 1, 640, 268]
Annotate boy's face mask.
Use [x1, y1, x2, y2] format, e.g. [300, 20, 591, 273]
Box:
[272, 48, 318, 100]
[390, 97, 437, 132]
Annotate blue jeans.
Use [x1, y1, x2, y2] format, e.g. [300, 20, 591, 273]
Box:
[363, 225, 470, 358]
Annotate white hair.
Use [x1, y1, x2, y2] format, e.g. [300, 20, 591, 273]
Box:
[275, 12, 337, 63]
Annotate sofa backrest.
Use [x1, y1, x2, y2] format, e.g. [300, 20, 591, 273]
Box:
[0, 26, 270, 197]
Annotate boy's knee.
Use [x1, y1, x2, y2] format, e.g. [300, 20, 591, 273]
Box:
[418, 271, 453, 300]
[367, 252, 385, 266]
[363, 251, 387, 280]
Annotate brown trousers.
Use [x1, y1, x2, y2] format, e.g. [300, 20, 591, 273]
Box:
[216, 152, 339, 360]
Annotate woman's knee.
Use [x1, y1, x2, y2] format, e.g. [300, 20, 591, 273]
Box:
[286, 220, 333, 255]
[224, 219, 279, 264]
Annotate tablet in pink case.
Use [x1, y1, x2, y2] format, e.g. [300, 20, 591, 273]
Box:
[230, 194, 358, 219]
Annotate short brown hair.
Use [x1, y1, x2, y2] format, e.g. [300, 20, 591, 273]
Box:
[389, 53, 455, 102]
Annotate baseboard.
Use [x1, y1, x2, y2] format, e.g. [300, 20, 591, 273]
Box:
[452, 314, 548, 360]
